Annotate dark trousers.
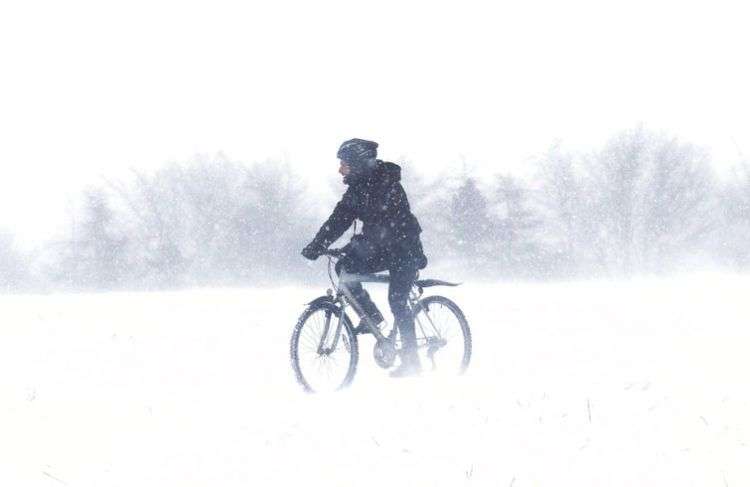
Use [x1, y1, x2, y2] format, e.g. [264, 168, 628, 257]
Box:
[335, 241, 418, 350]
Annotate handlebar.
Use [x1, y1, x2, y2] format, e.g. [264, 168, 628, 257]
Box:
[323, 248, 346, 258]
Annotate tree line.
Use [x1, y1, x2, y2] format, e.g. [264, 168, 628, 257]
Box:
[2, 127, 749, 291]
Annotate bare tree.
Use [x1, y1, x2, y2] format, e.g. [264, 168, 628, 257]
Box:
[234, 161, 317, 281]
[0, 229, 29, 291]
[586, 127, 651, 274]
[532, 143, 592, 276]
[55, 189, 129, 289]
[104, 154, 258, 285]
[715, 161, 750, 269]
[584, 127, 716, 274]
[491, 174, 542, 276]
[445, 176, 496, 272]
[637, 136, 716, 271]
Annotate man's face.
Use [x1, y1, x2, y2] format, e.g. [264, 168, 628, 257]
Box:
[339, 160, 351, 177]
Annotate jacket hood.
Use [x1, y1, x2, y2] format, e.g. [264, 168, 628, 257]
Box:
[373, 161, 401, 183]
[345, 160, 401, 186]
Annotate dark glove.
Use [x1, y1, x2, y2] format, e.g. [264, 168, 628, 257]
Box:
[301, 241, 326, 261]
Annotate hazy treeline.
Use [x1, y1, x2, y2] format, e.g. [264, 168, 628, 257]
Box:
[420, 127, 748, 278]
[2, 127, 749, 291]
[44, 155, 319, 289]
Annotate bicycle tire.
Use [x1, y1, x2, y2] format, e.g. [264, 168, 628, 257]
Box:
[290, 301, 359, 393]
[412, 295, 472, 375]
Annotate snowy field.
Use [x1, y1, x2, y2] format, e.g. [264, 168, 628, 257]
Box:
[2, 273, 749, 486]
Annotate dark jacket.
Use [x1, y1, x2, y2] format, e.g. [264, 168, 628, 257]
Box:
[312, 161, 427, 269]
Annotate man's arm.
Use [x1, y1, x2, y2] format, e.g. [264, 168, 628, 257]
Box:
[306, 188, 357, 253]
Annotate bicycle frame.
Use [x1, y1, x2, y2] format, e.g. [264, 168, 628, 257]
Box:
[321, 270, 434, 346]
[338, 271, 392, 342]
[315, 252, 444, 356]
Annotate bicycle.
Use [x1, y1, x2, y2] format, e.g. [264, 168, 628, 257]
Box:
[290, 248, 472, 393]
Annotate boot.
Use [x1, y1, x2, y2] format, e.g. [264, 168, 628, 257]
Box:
[351, 291, 384, 335]
[355, 314, 384, 335]
[389, 348, 422, 378]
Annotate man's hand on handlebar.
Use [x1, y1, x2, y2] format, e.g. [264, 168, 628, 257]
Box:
[301, 241, 327, 261]
[301, 242, 347, 261]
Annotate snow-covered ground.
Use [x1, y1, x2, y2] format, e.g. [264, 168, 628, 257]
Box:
[2, 273, 749, 486]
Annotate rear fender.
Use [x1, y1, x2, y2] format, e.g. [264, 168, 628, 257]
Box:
[415, 279, 461, 288]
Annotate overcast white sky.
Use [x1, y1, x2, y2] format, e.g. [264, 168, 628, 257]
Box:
[1, 0, 749, 247]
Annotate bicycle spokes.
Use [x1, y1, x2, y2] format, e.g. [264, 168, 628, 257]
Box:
[412, 297, 471, 375]
[292, 305, 357, 392]
[316, 310, 334, 354]
[415, 302, 444, 342]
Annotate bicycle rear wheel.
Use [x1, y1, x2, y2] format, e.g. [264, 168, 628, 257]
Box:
[290, 301, 359, 393]
[412, 295, 471, 375]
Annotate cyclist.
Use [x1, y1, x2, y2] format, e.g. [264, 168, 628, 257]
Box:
[301, 138, 428, 377]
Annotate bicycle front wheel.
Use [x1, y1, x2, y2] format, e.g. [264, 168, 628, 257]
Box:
[412, 295, 472, 375]
[290, 301, 359, 393]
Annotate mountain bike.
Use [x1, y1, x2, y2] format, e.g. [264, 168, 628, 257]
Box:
[290, 249, 472, 393]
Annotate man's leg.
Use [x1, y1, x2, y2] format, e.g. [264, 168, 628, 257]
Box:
[388, 266, 420, 376]
[335, 252, 384, 329]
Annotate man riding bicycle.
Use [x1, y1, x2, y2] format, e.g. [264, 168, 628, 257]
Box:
[301, 138, 428, 378]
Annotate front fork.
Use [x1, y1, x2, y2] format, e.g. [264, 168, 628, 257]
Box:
[317, 287, 382, 354]
[316, 310, 345, 356]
